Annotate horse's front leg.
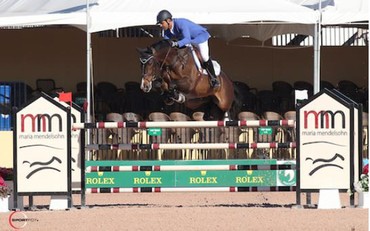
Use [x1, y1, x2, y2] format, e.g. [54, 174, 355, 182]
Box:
[163, 80, 184, 104]
[157, 81, 175, 105]
[159, 81, 184, 105]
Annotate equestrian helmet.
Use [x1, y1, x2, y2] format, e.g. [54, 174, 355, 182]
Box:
[156, 10, 172, 24]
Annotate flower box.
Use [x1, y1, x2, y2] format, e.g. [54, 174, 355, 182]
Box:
[5, 181, 24, 210]
[1, 168, 23, 210]
[358, 192, 369, 208]
[0, 196, 9, 212]
[354, 163, 369, 208]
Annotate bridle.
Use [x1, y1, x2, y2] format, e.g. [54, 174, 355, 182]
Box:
[140, 45, 172, 83]
[140, 55, 160, 82]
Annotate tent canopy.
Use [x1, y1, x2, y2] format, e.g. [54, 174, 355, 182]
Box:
[0, 0, 318, 41]
[0, 0, 367, 41]
[289, 0, 368, 25]
[0, 0, 91, 27]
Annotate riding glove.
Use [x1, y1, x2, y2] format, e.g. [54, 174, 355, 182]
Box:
[170, 41, 179, 48]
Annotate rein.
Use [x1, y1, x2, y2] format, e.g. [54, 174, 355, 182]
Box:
[160, 46, 172, 70]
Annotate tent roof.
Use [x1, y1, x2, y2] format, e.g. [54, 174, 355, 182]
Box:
[289, 0, 369, 25]
[0, 0, 316, 33]
[0, 0, 367, 41]
[321, 0, 369, 25]
[87, 0, 317, 33]
[0, 0, 89, 27]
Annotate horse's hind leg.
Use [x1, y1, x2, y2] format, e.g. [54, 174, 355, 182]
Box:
[205, 103, 225, 121]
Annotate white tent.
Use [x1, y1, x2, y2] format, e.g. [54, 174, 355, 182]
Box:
[322, 0, 368, 25]
[0, 1, 89, 27]
[87, 0, 317, 41]
[289, 0, 369, 93]
[0, 0, 365, 41]
[0, 0, 320, 122]
[0, 0, 317, 40]
[0, 0, 367, 120]
[288, 0, 369, 25]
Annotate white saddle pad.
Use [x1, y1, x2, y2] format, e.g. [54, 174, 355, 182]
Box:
[188, 45, 221, 76]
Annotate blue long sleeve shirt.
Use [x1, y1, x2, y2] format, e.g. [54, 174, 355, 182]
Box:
[163, 18, 210, 47]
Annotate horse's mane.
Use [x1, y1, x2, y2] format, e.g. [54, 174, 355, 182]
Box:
[151, 40, 172, 52]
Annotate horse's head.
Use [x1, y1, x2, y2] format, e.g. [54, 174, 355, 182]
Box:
[137, 47, 161, 93]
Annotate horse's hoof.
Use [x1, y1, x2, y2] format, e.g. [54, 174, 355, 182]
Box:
[172, 93, 185, 104]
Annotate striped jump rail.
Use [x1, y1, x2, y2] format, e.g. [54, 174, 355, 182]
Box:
[72, 119, 295, 130]
[86, 163, 296, 172]
[85, 142, 296, 151]
[86, 186, 296, 193]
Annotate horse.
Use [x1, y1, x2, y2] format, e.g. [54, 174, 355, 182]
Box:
[138, 40, 239, 120]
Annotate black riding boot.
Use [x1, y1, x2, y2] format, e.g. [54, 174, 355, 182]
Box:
[203, 59, 220, 89]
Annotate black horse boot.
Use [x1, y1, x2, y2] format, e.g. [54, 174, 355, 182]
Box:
[203, 59, 220, 89]
[169, 88, 185, 103]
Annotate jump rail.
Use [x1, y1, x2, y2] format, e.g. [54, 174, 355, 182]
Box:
[72, 120, 295, 130]
[86, 186, 296, 193]
[85, 142, 296, 151]
[86, 163, 296, 172]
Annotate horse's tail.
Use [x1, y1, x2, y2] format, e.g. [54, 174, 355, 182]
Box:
[228, 82, 244, 120]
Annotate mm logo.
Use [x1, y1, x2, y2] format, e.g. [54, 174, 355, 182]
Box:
[304, 110, 345, 129]
[21, 113, 63, 132]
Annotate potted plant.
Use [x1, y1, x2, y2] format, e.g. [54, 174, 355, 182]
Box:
[0, 167, 13, 181]
[0, 177, 11, 198]
[0, 167, 23, 210]
[0, 167, 13, 199]
[354, 163, 369, 208]
[0, 175, 12, 212]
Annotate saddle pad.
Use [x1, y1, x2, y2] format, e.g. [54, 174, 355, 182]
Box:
[189, 45, 221, 76]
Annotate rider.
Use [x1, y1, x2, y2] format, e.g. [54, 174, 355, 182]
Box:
[156, 9, 220, 89]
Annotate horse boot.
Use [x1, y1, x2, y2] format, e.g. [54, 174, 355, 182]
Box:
[169, 88, 185, 103]
[203, 59, 220, 89]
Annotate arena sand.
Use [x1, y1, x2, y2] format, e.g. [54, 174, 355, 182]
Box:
[0, 192, 367, 231]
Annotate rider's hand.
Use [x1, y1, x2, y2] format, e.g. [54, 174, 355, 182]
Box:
[170, 41, 179, 48]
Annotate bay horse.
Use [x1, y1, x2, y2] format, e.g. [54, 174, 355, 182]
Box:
[138, 40, 238, 120]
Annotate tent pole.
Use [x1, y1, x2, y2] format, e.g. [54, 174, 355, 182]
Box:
[313, 0, 322, 94]
[313, 23, 320, 94]
[86, 35, 92, 127]
[86, 0, 92, 151]
[81, 0, 92, 208]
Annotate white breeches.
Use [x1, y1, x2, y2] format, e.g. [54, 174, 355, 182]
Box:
[192, 40, 210, 62]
